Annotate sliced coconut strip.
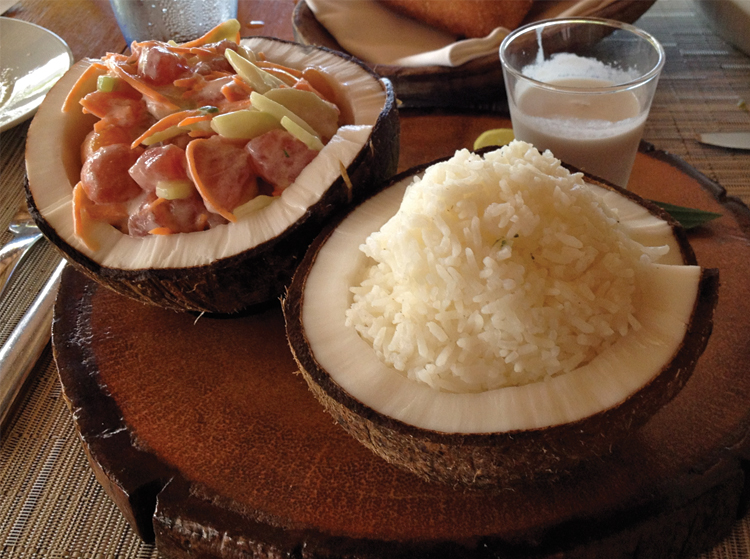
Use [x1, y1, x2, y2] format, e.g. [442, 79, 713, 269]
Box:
[240, 38, 386, 126]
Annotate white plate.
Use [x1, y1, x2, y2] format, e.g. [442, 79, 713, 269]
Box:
[0, 17, 73, 133]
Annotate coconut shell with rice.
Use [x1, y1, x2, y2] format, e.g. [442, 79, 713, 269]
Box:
[284, 145, 719, 488]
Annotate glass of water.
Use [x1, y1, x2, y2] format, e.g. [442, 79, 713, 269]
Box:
[109, 0, 239, 45]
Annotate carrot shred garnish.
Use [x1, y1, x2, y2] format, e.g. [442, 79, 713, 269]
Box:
[107, 60, 180, 111]
[178, 114, 213, 127]
[130, 109, 204, 148]
[174, 75, 205, 89]
[204, 70, 232, 80]
[220, 82, 249, 103]
[62, 62, 108, 113]
[231, 75, 255, 96]
[185, 138, 237, 223]
[292, 78, 326, 99]
[148, 227, 173, 235]
[179, 23, 240, 48]
[149, 197, 169, 210]
[71, 182, 100, 251]
[256, 61, 303, 79]
[187, 129, 214, 138]
[218, 98, 254, 113]
[258, 67, 297, 86]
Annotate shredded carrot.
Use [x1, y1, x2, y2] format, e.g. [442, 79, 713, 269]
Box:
[179, 24, 240, 48]
[149, 197, 169, 210]
[260, 66, 297, 87]
[226, 76, 252, 98]
[173, 75, 205, 89]
[220, 81, 249, 103]
[93, 119, 109, 132]
[71, 182, 100, 251]
[101, 52, 130, 64]
[107, 60, 180, 111]
[256, 61, 303, 79]
[204, 70, 232, 80]
[292, 78, 327, 99]
[178, 114, 213, 127]
[86, 202, 129, 226]
[148, 227, 173, 235]
[187, 129, 215, 138]
[185, 138, 237, 223]
[62, 62, 108, 113]
[217, 98, 253, 113]
[131, 108, 205, 148]
[188, 46, 216, 57]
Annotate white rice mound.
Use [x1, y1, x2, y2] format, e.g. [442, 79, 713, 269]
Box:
[345, 141, 670, 393]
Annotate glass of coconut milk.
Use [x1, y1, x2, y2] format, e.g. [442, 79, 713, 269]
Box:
[499, 17, 665, 188]
[109, 0, 238, 45]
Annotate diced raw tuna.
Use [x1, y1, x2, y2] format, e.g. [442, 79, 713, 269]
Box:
[128, 193, 227, 236]
[186, 135, 257, 219]
[245, 129, 318, 193]
[137, 44, 190, 86]
[81, 144, 144, 204]
[129, 145, 190, 193]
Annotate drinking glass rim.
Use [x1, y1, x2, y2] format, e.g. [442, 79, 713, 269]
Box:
[499, 17, 666, 94]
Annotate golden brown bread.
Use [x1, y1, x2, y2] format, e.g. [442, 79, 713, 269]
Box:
[378, 0, 534, 38]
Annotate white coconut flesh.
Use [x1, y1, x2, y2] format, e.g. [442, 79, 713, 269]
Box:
[300, 147, 704, 435]
[25, 38, 387, 270]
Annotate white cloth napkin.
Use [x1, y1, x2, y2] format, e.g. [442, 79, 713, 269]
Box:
[0, 1, 18, 15]
[306, 0, 619, 68]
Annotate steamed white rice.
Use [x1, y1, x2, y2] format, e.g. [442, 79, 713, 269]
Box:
[345, 141, 669, 393]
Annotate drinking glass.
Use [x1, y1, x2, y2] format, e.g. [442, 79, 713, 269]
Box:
[109, 0, 238, 45]
[499, 17, 665, 188]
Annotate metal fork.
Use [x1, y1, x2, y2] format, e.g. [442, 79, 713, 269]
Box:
[0, 205, 44, 301]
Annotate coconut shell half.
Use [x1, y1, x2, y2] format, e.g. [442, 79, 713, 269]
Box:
[284, 151, 719, 488]
[25, 37, 399, 314]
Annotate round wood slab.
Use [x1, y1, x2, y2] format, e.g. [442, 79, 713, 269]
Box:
[53, 115, 750, 559]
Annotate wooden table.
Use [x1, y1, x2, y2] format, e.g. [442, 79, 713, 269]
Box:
[2, 1, 750, 558]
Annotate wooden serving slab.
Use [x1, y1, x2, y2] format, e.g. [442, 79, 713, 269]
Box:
[54, 114, 750, 559]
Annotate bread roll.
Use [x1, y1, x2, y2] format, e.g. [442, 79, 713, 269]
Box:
[378, 0, 534, 38]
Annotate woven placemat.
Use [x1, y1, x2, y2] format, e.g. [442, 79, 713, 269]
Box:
[1, 0, 748, 557]
[0, 125, 160, 557]
[639, 0, 750, 205]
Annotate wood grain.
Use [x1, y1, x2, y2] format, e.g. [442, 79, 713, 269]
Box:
[53, 119, 750, 557]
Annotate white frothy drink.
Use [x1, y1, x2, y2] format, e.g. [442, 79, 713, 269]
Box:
[509, 53, 648, 188]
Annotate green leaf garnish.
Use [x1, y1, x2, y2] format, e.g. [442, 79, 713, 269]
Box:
[650, 201, 722, 230]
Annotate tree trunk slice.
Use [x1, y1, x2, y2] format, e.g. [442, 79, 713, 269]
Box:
[291, 0, 657, 109]
[53, 114, 750, 559]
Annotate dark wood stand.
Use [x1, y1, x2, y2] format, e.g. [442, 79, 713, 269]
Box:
[53, 114, 750, 558]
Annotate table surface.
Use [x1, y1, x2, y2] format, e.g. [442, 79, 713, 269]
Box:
[1, 1, 749, 558]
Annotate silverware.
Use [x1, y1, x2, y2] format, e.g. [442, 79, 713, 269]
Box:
[697, 132, 750, 150]
[0, 258, 65, 429]
[0, 205, 44, 300]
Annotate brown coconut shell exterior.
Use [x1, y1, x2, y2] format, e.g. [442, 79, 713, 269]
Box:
[283, 161, 720, 488]
[25, 39, 399, 315]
